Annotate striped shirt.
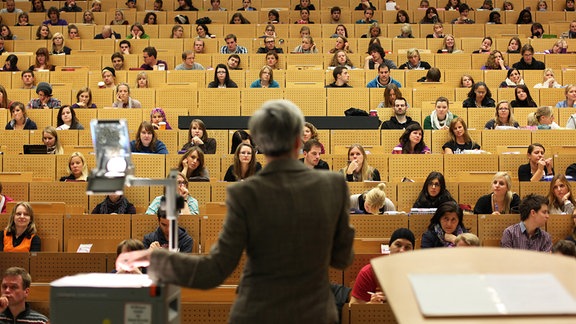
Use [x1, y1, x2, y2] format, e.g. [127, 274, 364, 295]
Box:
[501, 222, 552, 252]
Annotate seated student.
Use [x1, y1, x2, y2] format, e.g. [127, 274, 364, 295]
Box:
[354, 1, 377, 10]
[512, 44, 545, 70]
[295, 0, 315, 10]
[499, 68, 524, 88]
[130, 121, 168, 154]
[419, 7, 439, 24]
[556, 84, 576, 108]
[426, 22, 445, 38]
[94, 25, 121, 39]
[0, 202, 41, 252]
[140, 47, 168, 70]
[501, 194, 552, 252]
[552, 240, 576, 256]
[238, 0, 257, 11]
[146, 174, 199, 215]
[56, 105, 84, 130]
[473, 172, 521, 214]
[424, 97, 457, 130]
[178, 147, 210, 182]
[92, 195, 136, 214]
[484, 101, 520, 129]
[292, 36, 318, 54]
[127, 23, 150, 39]
[1, 54, 19, 72]
[547, 174, 575, 215]
[339, 144, 380, 182]
[328, 50, 355, 70]
[380, 97, 419, 130]
[454, 233, 481, 247]
[350, 183, 395, 214]
[101, 67, 117, 89]
[0, 181, 14, 213]
[421, 202, 468, 248]
[250, 66, 280, 88]
[442, 118, 481, 154]
[451, 3, 475, 24]
[143, 197, 194, 253]
[5, 102, 37, 130]
[417, 67, 441, 82]
[398, 49, 431, 70]
[356, 8, 377, 24]
[150, 108, 172, 130]
[60, 152, 88, 181]
[180, 119, 216, 154]
[42, 126, 63, 154]
[175, 50, 205, 71]
[437, 34, 462, 53]
[230, 130, 254, 154]
[113, 83, 142, 108]
[472, 37, 492, 54]
[396, 23, 414, 38]
[119, 40, 131, 55]
[114, 239, 146, 274]
[208, 64, 238, 88]
[325, 66, 351, 88]
[534, 68, 563, 89]
[518, 143, 554, 182]
[392, 124, 431, 154]
[510, 85, 537, 108]
[224, 144, 262, 182]
[366, 65, 401, 88]
[27, 82, 61, 109]
[482, 50, 508, 70]
[360, 23, 381, 39]
[350, 228, 414, 304]
[527, 106, 560, 130]
[257, 37, 283, 54]
[71, 88, 97, 108]
[462, 82, 495, 108]
[364, 44, 397, 70]
[300, 139, 329, 170]
[413, 171, 456, 209]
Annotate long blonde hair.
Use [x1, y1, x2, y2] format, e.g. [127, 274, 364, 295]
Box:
[364, 183, 387, 214]
[67, 151, 88, 180]
[43, 126, 64, 154]
[493, 172, 515, 214]
[341, 144, 376, 181]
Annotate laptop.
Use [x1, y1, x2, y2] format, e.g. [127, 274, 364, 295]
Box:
[23, 144, 48, 154]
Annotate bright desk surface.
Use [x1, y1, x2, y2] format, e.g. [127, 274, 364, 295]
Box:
[371, 247, 576, 323]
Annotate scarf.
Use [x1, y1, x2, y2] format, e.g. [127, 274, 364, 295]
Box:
[504, 78, 525, 87]
[96, 196, 129, 214]
[430, 110, 454, 130]
[434, 223, 464, 247]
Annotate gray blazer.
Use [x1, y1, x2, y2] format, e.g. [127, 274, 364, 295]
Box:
[148, 158, 355, 323]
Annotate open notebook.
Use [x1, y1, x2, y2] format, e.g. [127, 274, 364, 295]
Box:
[409, 273, 576, 317]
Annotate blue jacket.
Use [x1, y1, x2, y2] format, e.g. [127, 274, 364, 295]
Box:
[366, 76, 401, 88]
[250, 80, 280, 88]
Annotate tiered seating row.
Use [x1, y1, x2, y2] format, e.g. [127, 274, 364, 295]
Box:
[0, 212, 571, 254]
[1, 4, 575, 28]
[1, 163, 574, 213]
[1, 128, 575, 157]
[3, 87, 574, 120]
[4, 40, 576, 71]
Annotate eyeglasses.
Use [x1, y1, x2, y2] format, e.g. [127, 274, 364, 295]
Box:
[177, 181, 186, 186]
[428, 182, 441, 187]
[265, 40, 275, 43]
[217, 71, 226, 74]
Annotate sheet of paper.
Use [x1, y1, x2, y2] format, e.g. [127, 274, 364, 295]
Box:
[409, 273, 576, 317]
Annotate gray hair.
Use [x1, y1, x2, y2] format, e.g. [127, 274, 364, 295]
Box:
[249, 100, 304, 157]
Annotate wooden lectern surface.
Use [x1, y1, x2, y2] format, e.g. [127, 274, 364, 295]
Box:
[371, 247, 576, 323]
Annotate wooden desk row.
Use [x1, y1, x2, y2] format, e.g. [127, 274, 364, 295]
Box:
[0, 212, 571, 255]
